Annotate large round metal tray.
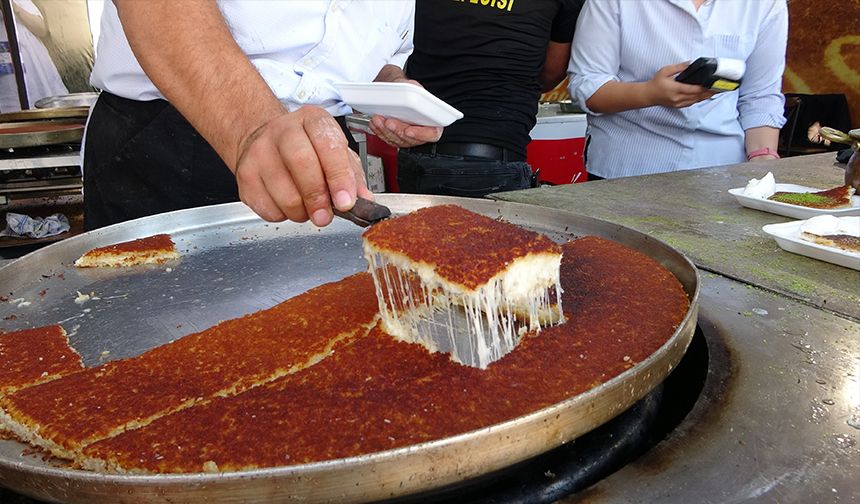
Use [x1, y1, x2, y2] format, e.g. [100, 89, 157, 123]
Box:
[0, 107, 90, 123]
[0, 119, 84, 149]
[0, 195, 699, 503]
[34, 93, 99, 110]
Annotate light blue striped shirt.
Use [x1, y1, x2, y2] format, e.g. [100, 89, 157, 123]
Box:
[568, 0, 788, 179]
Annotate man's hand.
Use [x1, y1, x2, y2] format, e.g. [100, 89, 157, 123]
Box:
[368, 115, 442, 149]
[235, 106, 372, 227]
[647, 62, 717, 109]
[115, 1, 372, 228]
[366, 76, 443, 148]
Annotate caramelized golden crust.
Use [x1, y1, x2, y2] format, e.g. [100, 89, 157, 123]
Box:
[0, 325, 83, 393]
[768, 185, 855, 209]
[362, 205, 561, 290]
[1, 273, 380, 455]
[801, 232, 860, 253]
[75, 234, 179, 268]
[85, 236, 689, 473]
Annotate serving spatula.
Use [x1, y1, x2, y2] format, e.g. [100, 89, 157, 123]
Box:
[333, 197, 391, 227]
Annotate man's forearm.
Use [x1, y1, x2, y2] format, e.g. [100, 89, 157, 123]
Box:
[114, 0, 286, 172]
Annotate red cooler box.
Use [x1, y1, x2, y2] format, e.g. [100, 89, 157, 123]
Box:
[526, 105, 587, 185]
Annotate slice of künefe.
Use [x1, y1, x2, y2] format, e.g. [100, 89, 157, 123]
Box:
[768, 185, 855, 209]
[362, 204, 563, 369]
[74, 233, 180, 268]
[799, 215, 860, 253]
[0, 325, 83, 394]
[0, 325, 83, 436]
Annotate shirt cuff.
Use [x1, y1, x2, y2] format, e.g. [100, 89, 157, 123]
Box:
[569, 75, 618, 116]
[388, 51, 410, 70]
[739, 112, 787, 131]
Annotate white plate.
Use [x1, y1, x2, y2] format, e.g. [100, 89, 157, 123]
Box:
[762, 219, 860, 271]
[334, 82, 464, 127]
[728, 184, 860, 219]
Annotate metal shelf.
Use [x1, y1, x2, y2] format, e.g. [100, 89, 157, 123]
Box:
[0, 152, 81, 171]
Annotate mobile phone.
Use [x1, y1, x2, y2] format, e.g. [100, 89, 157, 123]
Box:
[675, 57, 745, 92]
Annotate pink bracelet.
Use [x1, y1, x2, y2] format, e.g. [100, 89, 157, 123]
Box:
[747, 147, 780, 161]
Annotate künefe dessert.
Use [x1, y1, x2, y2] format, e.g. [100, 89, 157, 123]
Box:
[0, 273, 379, 461]
[81, 236, 688, 473]
[768, 185, 855, 209]
[800, 215, 860, 253]
[0, 325, 83, 437]
[362, 205, 564, 369]
[2, 234, 690, 475]
[0, 325, 83, 394]
[74, 233, 180, 267]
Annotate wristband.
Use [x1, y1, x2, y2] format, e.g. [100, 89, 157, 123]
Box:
[747, 147, 780, 161]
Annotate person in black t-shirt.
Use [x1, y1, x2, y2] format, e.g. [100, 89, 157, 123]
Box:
[370, 0, 582, 198]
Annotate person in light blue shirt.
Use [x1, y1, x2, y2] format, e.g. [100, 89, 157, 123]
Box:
[568, 0, 788, 179]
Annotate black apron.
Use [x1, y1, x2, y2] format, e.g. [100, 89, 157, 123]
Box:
[83, 92, 357, 230]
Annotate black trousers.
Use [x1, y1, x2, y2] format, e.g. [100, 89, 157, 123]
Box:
[396, 150, 536, 198]
[83, 92, 358, 230]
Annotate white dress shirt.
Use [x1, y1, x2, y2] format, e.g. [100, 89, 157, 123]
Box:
[568, 0, 788, 179]
[90, 0, 414, 117]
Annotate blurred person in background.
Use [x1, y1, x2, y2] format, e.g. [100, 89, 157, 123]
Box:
[0, 0, 68, 111]
[569, 0, 788, 180]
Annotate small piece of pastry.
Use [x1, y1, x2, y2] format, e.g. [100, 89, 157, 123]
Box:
[800, 215, 860, 253]
[801, 233, 860, 253]
[361, 204, 564, 369]
[74, 234, 180, 268]
[767, 185, 855, 209]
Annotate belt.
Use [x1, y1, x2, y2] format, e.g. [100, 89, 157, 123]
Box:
[405, 142, 526, 162]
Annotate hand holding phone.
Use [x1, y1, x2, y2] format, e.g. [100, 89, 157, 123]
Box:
[675, 57, 745, 92]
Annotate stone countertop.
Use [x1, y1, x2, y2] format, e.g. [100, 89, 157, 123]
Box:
[493, 152, 859, 321]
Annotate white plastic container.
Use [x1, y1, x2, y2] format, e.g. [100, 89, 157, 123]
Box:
[334, 82, 463, 127]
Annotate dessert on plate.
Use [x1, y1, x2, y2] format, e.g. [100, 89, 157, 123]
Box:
[799, 215, 860, 253]
[767, 185, 855, 209]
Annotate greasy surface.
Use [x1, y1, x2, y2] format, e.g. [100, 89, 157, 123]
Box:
[75, 234, 178, 267]
[492, 153, 860, 320]
[0, 326, 82, 393]
[768, 184, 854, 208]
[84, 236, 689, 473]
[0, 273, 379, 453]
[362, 205, 561, 290]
